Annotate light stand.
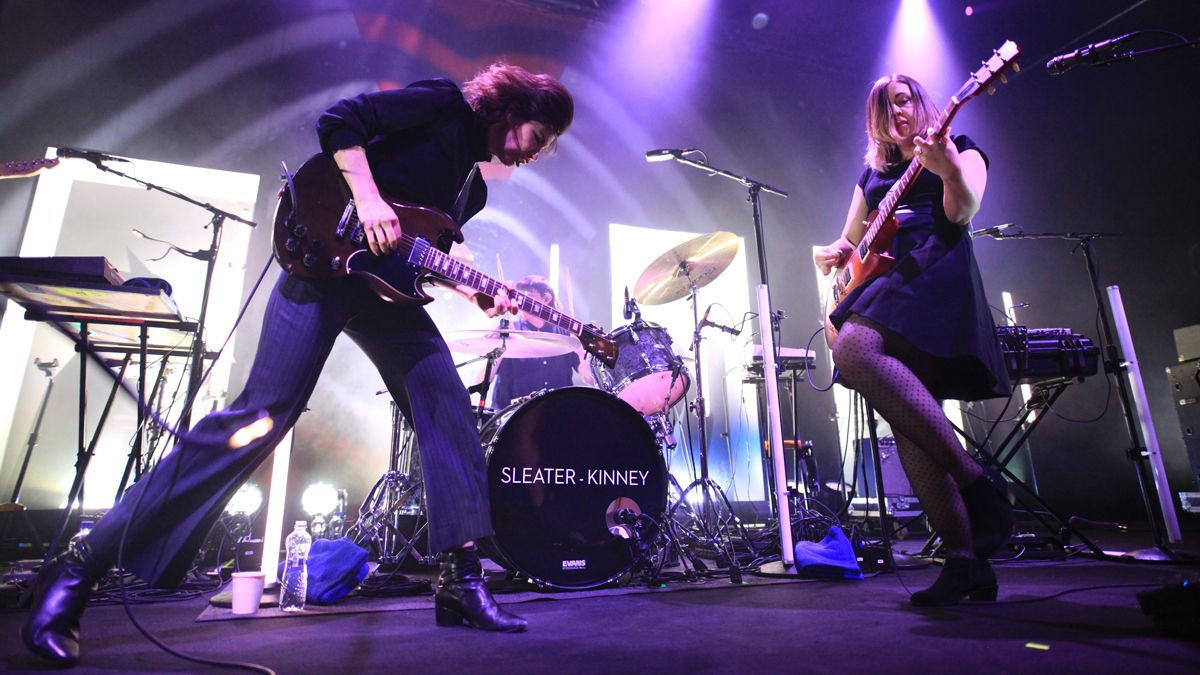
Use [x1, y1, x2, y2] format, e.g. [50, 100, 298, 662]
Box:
[988, 229, 1187, 559]
[654, 150, 797, 571]
[7, 358, 59, 506]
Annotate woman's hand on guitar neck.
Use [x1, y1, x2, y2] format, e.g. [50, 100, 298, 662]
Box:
[814, 237, 854, 276]
[911, 126, 960, 181]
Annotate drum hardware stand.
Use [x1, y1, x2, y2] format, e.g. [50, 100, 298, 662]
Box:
[987, 230, 1190, 561]
[650, 150, 797, 573]
[463, 318, 509, 416]
[348, 399, 436, 567]
[669, 279, 757, 583]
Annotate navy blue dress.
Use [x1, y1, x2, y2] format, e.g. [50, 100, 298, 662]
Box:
[829, 135, 1011, 401]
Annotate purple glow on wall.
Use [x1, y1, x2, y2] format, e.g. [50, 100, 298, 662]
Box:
[602, 0, 716, 101]
[881, 0, 955, 101]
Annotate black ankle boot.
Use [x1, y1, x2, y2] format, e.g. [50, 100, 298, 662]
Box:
[20, 536, 109, 665]
[910, 557, 998, 607]
[435, 547, 526, 632]
[962, 472, 1014, 559]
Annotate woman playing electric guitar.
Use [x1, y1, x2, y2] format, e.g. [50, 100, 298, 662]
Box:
[814, 73, 1013, 606]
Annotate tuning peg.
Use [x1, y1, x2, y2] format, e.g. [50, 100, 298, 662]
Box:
[1000, 73, 1008, 84]
[1012, 62, 1020, 73]
[987, 85, 996, 95]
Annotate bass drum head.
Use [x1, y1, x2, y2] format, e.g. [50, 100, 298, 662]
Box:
[481, 387, 666, 589]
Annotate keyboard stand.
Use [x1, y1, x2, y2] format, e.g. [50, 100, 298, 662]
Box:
[921, 376, 1107, 559]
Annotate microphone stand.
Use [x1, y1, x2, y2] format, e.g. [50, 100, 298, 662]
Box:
[70, 157, 256, 435]
[985, 229, 1188, 560]
[661, 153, 800, 572]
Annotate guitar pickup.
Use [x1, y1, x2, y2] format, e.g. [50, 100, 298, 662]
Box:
[408, 237, 431, 266]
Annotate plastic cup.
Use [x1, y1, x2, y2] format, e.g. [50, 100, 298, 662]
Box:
[230, 571, 266, 615]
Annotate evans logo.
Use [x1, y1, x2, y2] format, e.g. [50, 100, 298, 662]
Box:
[561, 559, 587, 570]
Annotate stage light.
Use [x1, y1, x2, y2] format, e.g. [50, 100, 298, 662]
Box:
[882, 0, 955, 101]
[965, 5, 974, 17]
[228, 414, 274, 449]
[225, 482, 263, 516]
[301, 482, 339, 516]
[605, 0, 716, 101]
[751, 12, 769, 30]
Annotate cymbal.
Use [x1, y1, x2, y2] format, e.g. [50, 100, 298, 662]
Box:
[443, 328, 580, 359]
[633, 232, 739, 305]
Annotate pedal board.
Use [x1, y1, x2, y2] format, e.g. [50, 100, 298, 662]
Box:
[1004, 531, 1067, 559]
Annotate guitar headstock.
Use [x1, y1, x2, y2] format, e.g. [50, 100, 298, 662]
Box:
[960, 40, 1021, 102]
[580, 324, 619, 368]
[0, 157, 60, 179]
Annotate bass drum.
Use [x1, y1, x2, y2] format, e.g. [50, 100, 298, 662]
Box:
[480, 387, 667, 589]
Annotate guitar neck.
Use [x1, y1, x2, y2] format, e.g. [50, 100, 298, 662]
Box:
[412, 239, 593, 340]
[861, 99, 963, 249]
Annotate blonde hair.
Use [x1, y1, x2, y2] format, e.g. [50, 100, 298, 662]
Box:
[462, 62, 574, 146]
[863, 74, 941, 172]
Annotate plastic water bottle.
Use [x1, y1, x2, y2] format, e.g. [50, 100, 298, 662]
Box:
[280, 521, 311, 612]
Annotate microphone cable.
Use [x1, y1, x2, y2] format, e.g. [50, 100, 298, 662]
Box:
[111, 248, 278, 674]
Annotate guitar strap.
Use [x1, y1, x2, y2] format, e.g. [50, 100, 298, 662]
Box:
[449, 163, 479, 225]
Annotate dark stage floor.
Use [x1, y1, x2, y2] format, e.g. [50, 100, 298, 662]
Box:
[3, 528, 1200, 675]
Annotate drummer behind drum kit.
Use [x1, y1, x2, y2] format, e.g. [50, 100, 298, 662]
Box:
[350, 233, 758, 589]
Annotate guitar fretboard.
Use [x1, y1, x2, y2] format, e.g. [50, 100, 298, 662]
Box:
[856, 98, 958, 262]
[410, 239, 587, 338]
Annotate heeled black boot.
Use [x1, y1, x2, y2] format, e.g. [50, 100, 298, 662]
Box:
[962, 472, 1014, 559]
[434, 547, 527, 632]
[20, 536, 109, 665]
[910, 557, 998, 607]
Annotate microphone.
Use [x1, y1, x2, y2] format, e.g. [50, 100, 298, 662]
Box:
[699, 305, 742, 336]
[623, 286, 633, 321]
[56, 147, 130, 164]
[971, 223, 1015, 239]
[1046, 33, 1138, 75]
[644, 148, 693, 163]
[613, 508, 638, 526]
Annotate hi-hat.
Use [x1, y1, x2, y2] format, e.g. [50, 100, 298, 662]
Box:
[443, 328, 580, 358]
[633, 232, 739, 305]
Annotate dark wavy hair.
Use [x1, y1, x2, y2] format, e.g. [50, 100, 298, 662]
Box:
[463, 62, 574, 145]
[514, 274, 556, 305]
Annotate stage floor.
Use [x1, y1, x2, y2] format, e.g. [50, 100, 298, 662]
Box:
[4, 526, 1200, 674]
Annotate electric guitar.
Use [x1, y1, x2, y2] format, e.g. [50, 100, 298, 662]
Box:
[825, 40, 1021, 344]
[273, 153, 619, 367]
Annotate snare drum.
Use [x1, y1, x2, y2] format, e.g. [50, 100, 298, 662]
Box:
[480, 387, 667, 589]
[589, 321, 690, 415]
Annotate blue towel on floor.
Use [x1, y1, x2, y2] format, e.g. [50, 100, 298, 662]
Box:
[793, 526, 864, 580]
[277, 537, 369, 604]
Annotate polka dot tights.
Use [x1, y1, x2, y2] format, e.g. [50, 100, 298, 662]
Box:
[832, 316, 982, 558]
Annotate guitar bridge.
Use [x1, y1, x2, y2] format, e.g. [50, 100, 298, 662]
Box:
[338, 200, 365, 244]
